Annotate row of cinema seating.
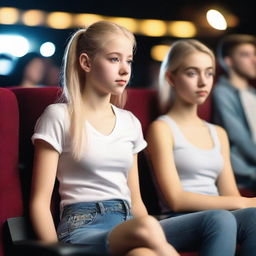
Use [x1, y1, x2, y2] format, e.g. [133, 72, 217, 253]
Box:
[0, 85, 245, 256]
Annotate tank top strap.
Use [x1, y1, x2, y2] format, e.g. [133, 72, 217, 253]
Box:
[157, 115, 186, 147]
[204, 122, 221, 149]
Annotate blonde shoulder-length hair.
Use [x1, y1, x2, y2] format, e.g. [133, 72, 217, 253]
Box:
[61, 20, 136, 159]
[158, 39, 215, 114]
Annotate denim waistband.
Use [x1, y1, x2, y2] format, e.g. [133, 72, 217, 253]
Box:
[61, 199, 131, 217]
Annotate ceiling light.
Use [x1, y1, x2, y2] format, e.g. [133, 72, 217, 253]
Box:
[206, 9, 227, 30]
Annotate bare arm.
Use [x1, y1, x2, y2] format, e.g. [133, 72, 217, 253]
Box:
[146, 120, 256, 212]
[215, 125, 241, 196]
[30, 139, 59, 242]
[127, 154, 148, 217]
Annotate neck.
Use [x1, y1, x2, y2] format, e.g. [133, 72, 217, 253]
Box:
[228, 71, 249, 90]
[168, 100, 201, 125]
[82, 86, 112, 114]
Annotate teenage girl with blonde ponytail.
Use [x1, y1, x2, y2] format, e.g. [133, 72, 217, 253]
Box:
[29, 21, 179, 256]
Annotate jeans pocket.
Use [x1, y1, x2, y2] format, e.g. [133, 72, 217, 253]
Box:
[69, 211, 97, 230]
[57, 211, 97, 240]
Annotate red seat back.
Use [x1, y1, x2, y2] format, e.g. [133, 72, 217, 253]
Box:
[125, 88, 159, 132]
[10, 87, 62, 224]
[0, 88, 23, 256]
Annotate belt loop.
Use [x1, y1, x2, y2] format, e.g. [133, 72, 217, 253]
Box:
[123, 200, 130, 219]
[97, 202, 105, 215]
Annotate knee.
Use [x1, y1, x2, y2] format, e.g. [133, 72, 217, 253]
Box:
[202, 210, 237, 232]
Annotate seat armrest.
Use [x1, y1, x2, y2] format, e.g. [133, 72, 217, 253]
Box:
[5, 217, 107, 256]
[12, 240, 106, 256]
[6, 216, 34, 241]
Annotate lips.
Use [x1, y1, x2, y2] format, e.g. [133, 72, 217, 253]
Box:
[196, 90, 208, 96]
[116, 80, 126, 85]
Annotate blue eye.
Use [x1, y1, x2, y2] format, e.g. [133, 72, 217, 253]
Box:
[127, 59, 133, 65]
[187, 71, 197, 77]
[206, 71, 215, 77]
[110, 57, 119, 62]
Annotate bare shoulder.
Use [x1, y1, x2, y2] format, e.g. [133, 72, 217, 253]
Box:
[214, 124, 228, 138]
[146, 119, 174, 148]
[147, 119, 172, 137]
[214, 124, 229, 146]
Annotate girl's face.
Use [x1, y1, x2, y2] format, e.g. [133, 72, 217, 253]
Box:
[169, 51, 214, 105]
[83, 34, 134, 96]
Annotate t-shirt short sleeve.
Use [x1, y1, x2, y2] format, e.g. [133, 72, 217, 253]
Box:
[129, 112, 147, 154]
[31, 104, 67, 154]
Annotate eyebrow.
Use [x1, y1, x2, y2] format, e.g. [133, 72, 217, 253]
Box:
[184, 66, 214, 71]
[106, 52, 133, 58]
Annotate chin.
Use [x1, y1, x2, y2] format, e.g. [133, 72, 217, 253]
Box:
[113, 86, 126, 95]
[196, 99, 207, 105]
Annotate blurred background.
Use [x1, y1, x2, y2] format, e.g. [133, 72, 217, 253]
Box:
[0, 0, 255, 88]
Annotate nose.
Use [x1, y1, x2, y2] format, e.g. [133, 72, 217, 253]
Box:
[198, 73, 207, 88]
[119, 61, 130, 76]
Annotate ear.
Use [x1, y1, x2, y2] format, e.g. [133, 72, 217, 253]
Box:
[223, 56, 233, 68]
[165, 70, 175, 87]
[79, 53, 91, 72]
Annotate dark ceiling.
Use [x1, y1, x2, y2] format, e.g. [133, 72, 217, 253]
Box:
[2, 0, 255, 33]
[1, 0, 255, 28]
[1, 0, 255, 87]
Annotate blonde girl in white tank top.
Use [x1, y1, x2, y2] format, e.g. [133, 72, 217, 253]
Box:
[146, 39, 256, 255]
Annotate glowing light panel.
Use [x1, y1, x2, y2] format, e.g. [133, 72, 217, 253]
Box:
[206, 9, 227, 30]
[151, 45, 170, 62]
[40, 42, 56, 57]
[0, 35, 30, 57]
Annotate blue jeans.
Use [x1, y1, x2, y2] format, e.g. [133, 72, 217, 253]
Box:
[57, 199, 132, 255]
[160, 208, 256, 256]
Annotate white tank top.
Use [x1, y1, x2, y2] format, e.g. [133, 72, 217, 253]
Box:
[157, 115, 224, 214]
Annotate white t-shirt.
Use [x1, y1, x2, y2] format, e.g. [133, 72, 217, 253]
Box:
[32, 103, 147, 211]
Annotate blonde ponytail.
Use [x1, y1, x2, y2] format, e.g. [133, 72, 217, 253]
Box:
[62, 29, 87, 160]
[158, 46, 173, 114]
